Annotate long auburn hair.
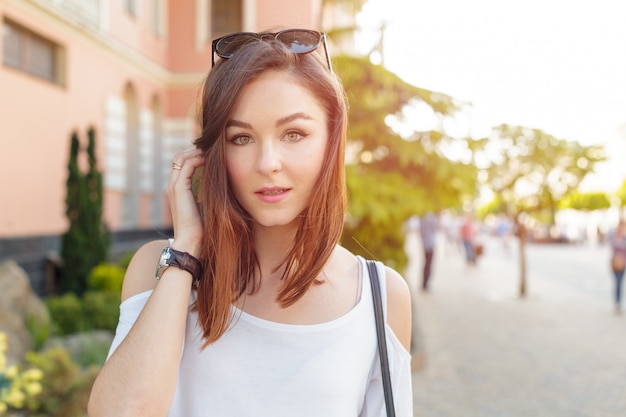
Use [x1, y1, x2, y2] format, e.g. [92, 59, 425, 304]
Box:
[193, 37, 348, 345]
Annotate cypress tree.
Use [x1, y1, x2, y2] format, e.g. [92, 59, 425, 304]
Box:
[59, 128, 109, 294]
[60, 131, 88, 294]
[84, 127, 109, 274]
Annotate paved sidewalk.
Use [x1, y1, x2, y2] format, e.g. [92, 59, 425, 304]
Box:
[405, 232, 626, 417]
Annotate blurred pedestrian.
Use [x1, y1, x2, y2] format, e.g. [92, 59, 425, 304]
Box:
[496, 215, 512, 252]
[461, 212, 477, 267]
[419, 212, 438, 291]
[439, 210, 460, 255]
[610, 219, 626, 315]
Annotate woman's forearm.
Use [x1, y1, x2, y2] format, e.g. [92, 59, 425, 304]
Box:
[88, 269, 193, 417]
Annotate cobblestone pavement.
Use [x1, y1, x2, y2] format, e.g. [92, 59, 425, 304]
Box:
[405, 232, 626, 417]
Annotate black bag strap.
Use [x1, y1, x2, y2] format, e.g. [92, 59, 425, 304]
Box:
[366, 260, 396, 417]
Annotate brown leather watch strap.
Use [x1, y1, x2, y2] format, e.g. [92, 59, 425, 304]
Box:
[168, 248, 203, 285]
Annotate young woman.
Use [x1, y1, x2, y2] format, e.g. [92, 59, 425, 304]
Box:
[88, 29, 413, 417]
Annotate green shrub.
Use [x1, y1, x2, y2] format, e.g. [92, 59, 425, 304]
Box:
[46, 290, 120, 337]
[0, 332, 43, 414]
[117, 251, 135, 270]
[44, 332, 113, 368]
[46, 293, 87, 335]
[82, 291, 120, 332]
[26, 313, 51, 351]
[68, 333, 112, 368]
[24, 346, 99, 417]
[87, 263, 124, 294]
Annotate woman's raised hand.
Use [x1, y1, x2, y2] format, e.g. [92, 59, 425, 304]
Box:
[168, 147, 205, 256]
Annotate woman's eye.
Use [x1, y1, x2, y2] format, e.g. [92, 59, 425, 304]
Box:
[231, 135, 253, 145]
[284, 131, 304, 142]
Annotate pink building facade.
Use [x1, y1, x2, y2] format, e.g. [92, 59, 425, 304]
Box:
[0, 0, 324, 238]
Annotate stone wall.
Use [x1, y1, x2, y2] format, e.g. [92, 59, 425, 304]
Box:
[0, 260, 50, 364]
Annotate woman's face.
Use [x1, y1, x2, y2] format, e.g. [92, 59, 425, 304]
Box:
[225, 70, 328, 230]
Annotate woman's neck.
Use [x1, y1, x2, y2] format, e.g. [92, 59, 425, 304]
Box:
[253, 223, 297, 279]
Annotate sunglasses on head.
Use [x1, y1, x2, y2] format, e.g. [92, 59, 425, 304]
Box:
[211, 29, 332, 72]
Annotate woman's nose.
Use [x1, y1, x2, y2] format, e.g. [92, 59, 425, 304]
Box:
[256, 141, 282, 175]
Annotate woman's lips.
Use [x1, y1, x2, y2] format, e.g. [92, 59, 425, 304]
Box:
[255, 187, 291, 203]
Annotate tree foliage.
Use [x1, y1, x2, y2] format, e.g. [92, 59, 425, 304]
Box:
[334, 55, 480, 268]
[320, 0, 368, 45]
[559, 191, 611, 211]
[480, 124, 605, 223]
[83, 128, 109, 273]
[60, 132, 88, 294]
[59, 128, 109, 295]
[478, 123, 605, 296]
[616, 179, 626, 207]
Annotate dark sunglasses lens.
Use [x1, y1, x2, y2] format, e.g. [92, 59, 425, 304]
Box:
[275, 30, 321, 53]
[215, 34, 258, 57]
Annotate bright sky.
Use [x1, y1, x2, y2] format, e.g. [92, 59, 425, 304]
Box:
[356, 0, 626, 149]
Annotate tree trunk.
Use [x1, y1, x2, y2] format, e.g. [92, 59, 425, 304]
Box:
[513, 213, 526, 298]
[517, 220, 527, 297]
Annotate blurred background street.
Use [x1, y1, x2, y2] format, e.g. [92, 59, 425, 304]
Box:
[406, 231, 626, 417]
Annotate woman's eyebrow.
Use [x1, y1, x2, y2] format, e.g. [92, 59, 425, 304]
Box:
[225, 119, 252, 129]
[226, 113, 313, 129]
[276, 112, 313, 127]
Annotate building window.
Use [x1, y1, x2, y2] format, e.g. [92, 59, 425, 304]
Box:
[211, 0, 242, 38]
[125, 0, 138, 17]
[2, 19, 64, 85]
[151, 0, 164, 36]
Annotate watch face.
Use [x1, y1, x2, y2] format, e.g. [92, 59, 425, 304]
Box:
[160, 247, 172, 263]
[155, 247, 172, 279]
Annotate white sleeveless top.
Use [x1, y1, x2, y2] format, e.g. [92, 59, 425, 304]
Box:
[107, 257, 413, 416]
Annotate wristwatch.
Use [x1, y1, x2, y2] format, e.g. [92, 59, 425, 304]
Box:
[155, 247, 202, 286]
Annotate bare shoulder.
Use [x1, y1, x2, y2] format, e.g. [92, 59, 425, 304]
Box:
[121, 239, 170, 302]
[383, 266, 412, 351]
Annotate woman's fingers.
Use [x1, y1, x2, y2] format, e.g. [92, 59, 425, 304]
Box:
[168, 149, 204, 201]
[169, 148, 201, 180]
[168, 148, 205, 254]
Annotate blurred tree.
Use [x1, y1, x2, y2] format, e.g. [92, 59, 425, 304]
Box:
[320, 2, 481, 269]
[476, 194, 506, 219]
[82, 127, 109, 278]
[559, 191, 611, 211]
[322, 0, 367, 12]
[479, 123, 605, 297]
[59, 128, 109, 295]
[320, 0, 369, 59]
[616, 179, 626, 208]
[321, 0, 367, 31]
[334, 55, 480, 269]
[60, 132, 88, 294]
